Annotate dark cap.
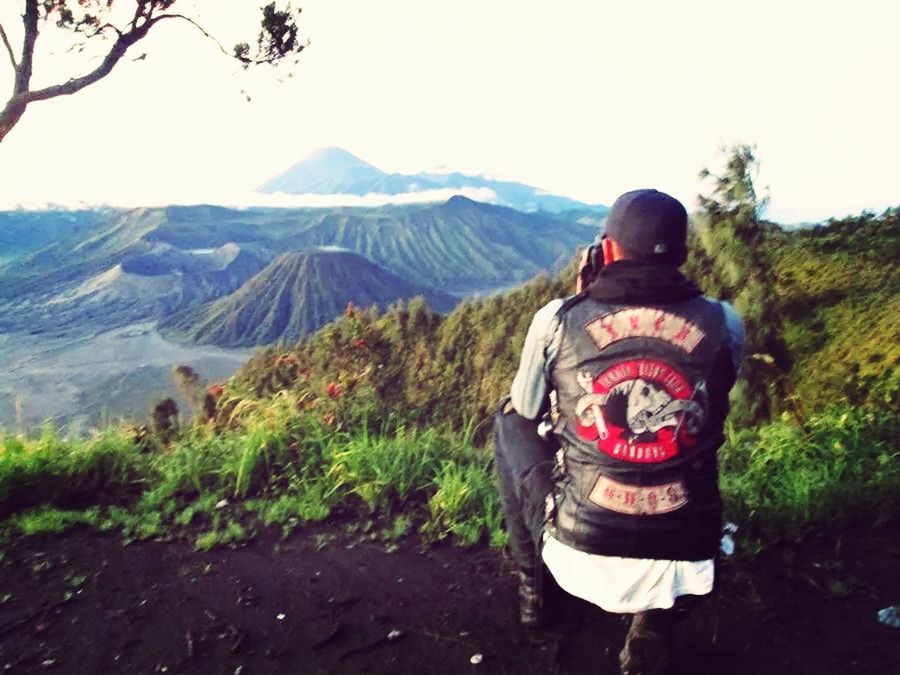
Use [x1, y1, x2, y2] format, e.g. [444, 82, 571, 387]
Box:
[604, 189, 687, 263]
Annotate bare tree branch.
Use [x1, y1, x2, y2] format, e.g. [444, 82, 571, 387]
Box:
[0, 1, 38, 141]
[17, 0, 40, 95]
[89, 22, 123, 39]
[24, 5, 223, 105]
[156, 13, 232, 59]
[0, 22, 17, 71]
[155, 13, 306, 66]
[62, 21, 123, 55]
[26, 16, 157, 103]
[0, 1, 306, 143]
[132, 0, 147, 31]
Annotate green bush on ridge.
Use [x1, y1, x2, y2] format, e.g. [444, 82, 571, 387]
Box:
[2, 395, 897, 548]
[0, 426, 146, 514]
[720, 406, 899, 534]
[0, 403, 504, 548]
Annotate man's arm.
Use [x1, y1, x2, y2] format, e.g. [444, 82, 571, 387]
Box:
[511, 299, 565, 419]
[719, 301, 745, 377]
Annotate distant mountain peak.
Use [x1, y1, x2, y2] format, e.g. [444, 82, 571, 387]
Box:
[446, 194, 474, 205]
[303, 146, 373, 166]
[256, 147, 393, 196]
[255, 147, 607, 215]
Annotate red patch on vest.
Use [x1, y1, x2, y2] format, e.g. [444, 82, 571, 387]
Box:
[573, 359, 704, 463]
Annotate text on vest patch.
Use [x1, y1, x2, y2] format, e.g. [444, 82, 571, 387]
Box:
[585, 308, 705, 352]
[588, 475, 689, 516]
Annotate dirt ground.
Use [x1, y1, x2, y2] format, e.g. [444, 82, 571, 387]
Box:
[1, 521, 898, 674]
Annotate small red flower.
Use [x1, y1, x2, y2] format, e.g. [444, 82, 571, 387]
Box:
[353, 338, 366, 349]
[326, 382, 342, 398]
[207, 383, 224, 399]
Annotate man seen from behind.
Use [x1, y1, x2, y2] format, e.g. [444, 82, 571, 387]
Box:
[493, 188, 744, 675]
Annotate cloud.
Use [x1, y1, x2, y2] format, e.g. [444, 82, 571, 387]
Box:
[226, 186, 500, 209]
[4, 187, 500, 211]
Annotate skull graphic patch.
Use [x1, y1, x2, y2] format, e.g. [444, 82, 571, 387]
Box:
[574, 359, 706, 463]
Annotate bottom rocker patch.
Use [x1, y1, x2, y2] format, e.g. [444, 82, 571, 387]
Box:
[588, 475, 688, 516]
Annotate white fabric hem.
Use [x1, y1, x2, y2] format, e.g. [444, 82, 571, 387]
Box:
[541, 535, 715, 614]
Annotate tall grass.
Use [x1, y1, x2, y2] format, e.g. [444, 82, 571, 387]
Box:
[720, 406, 899, 533]
[329, 424, 456, 512]
[426, 458, 506, 547]
[0, 426, 146, 513]
[2, 400, 896, 548]
[0, 399, 503, 547]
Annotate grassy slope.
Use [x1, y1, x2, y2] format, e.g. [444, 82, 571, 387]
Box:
[771, 212, 899, 410]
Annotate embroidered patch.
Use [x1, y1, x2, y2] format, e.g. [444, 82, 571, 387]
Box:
[573, 360, 707, 463]
[585, 308, 705, 353]
[588, 475, 689, 515]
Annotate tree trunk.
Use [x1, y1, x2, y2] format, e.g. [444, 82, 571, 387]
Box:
[0, 96, 26, 144]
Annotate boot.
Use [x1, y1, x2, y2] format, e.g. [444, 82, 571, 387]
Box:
[517, 569, 545, 628]
[618, 610, 674, 675]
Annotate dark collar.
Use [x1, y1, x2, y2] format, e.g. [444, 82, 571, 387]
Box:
[586, 260, 703, 305]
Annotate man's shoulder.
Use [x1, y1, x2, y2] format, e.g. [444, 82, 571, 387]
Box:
[702, 297, 744, 331]
[525, 297, 565, 335]
[533, 297, 566, 322]
[716, 299, 742, 323]
[701, 298, 745, 373]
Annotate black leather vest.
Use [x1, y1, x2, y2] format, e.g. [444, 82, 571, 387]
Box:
[549, 288, 733, 560]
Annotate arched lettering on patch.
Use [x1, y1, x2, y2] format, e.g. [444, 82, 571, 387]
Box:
[588, 475, 689, 515]
[573, 360, 707, 463]
[585, 309, 705, 352]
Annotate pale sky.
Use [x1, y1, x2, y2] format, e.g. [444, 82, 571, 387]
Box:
[0, 0, 898, 223]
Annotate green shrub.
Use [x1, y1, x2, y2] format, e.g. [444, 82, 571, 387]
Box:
[424, 455, 503, 546]
[195, 518, 250, 551]
[11, 506, 100, 535]
[0, 427, 145, 514]
[720, 406, 899, 534]
[327, 424, 450, 513]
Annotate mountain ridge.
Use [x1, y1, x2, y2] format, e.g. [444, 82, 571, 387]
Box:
[1, 197, 589, 307]
[161, 249, 458, 347]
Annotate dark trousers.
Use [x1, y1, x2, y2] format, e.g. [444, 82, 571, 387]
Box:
[492, 403, 557, 574]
